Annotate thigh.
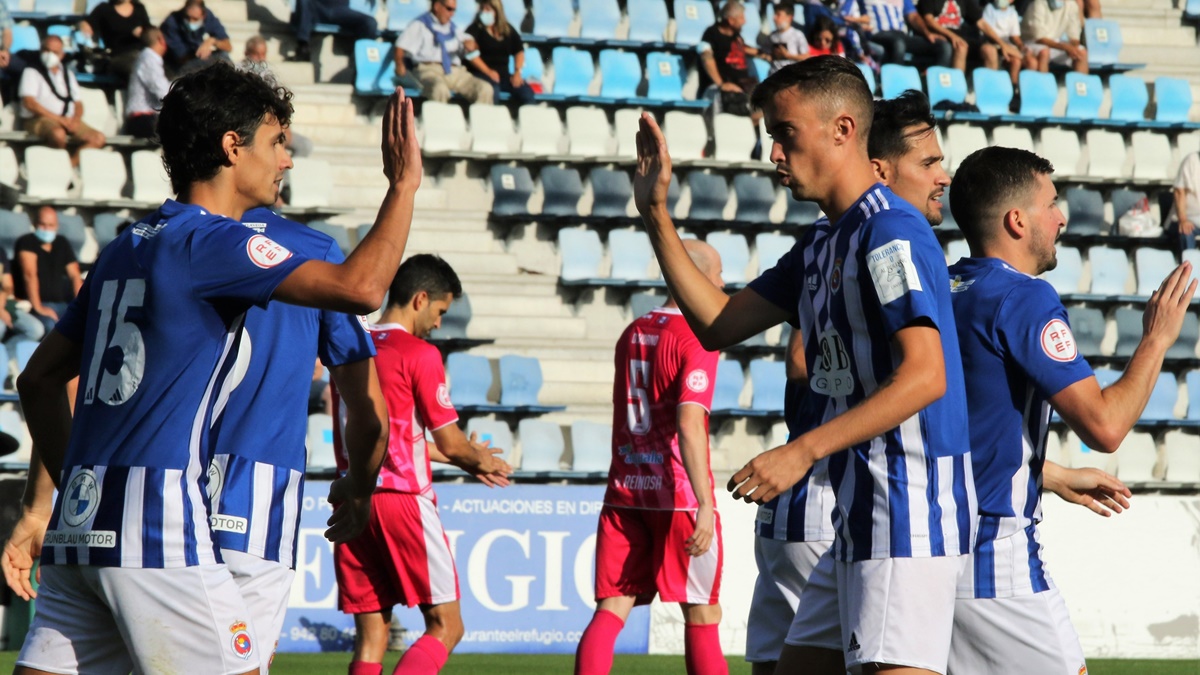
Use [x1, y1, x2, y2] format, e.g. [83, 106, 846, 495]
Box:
[655, 509, 722, 606]
[416, 63, 448, 88]
[594, 506, 656, 603]
[336, 492, 440, 612]
[17, 565, 134, 675]
[949, 589, 1084, 675]
[23, 116, 58, 142]
[839, 556, 966, 675]
[225, 549, 296, 668]
[746, 538, 833, 663]
[784, 548, 841, 651]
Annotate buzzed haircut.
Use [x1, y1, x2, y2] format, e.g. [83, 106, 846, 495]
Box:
[388, 254, 463, 307]
[775, 0, 795, 15]
[245, 34, 266, 53]
[750, 56, 874, 142]
[950, 146, 1055, 248]
[721, 0, 745, 18]
[141, 26, 163, 48]
[869, 90, 936, 163]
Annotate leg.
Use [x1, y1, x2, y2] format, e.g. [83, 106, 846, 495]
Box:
[774, 549, 844, 675]
[980, 43, 999, 70]
[775, 645, 845, 674]
[681, 603, 727, 675]
[1072, 47, 1089, 74]
[1007, 52, 1023, 86]
[391, 599, 466, 674]
[950, 34, 969, 72]
[416, 64, 452, 103]
[575, 596, 635, 675]
[353, 610, 393, 666]
[446, 65, 493, 105]
[1036, 48, 1050, 72]
[746, 538, 833, 675]
[869, 32, 906, 64]
[225, 550, 296, 674]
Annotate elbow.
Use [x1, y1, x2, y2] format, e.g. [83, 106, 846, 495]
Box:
[696, 333, 724, 352]
[1082, 427, 1124, 454]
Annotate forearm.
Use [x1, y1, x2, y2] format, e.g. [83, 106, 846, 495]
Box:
[427, 443, 452, 464]
[1175, 188, 1189, 223]
[215, 37, 232, 52]
[1041, 460, 1067, 494]
[924, 16, 957, 39]
[343, 186, 416, 307]
[21, 450, 56, 514]
[700, 53, 723, 85]
[393, 47, 407, 74]
[907, 14, 935, 37]
[23, 273, 42, 310]
[17, 377, 72, 485]
[641, 205, 732, 344]
[22, 99, 61, 122]
[677, 414, 713, 508]
[1090, 337, 1168, 443]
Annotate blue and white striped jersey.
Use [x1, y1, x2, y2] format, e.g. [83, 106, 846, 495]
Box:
[48, 200, 307, 568]
[748, 184, 975, 562]
[864, 0, 916, 33]
[948, 257, 1092, 598]
[208, 209, 375, 567]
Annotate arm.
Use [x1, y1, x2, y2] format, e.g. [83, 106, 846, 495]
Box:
[430, 424, 511, 487]
[677, 403, 715, 556]
[208, 15, 232, 53]
[161, 18, 189, 61]
[633, 113, 791, 349]
[212, 36, 233, 53]
[2, 449, 55, 600]
[18, 250, 47, 316]
[66, 262, 82, 296]
[906, 10, 938, 39]
[272, 91, 421, 314]
[1176, 187, 1194, 235]
[324, 358, 387, 543]
[730, 322, 946, 503]
[699, 48, 740, 92]
[465, 37, 499, 82]
[21, 97, 70, 128]
[512, 48, 525, 85]
[393, 45, 408, 76]
[16, 330, 80, 484]
[1042, 460, 1131, 517]
[1051, 263, 1196, 453]
[922, 13, 966, 46]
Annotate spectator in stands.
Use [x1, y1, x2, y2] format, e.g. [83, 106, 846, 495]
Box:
[1021, 0, 1087, 73]
[862, 0, 954, 68]
[801, 0, 876, 64]
[124, 27, 168, 140]
[465, 0, 534, 104]
[393, 0, 494, 104]
[160, 0, 233, 75]
[19, 36, 106, 167]
[808, 16, 847, 56]
[238, 36, 314, 157]
[0, 247, 44, 346]
[77, 0, 153, 82]
[981, 0, 1035, 85]
[698, 2, 763, 156]
[288, 0, 379, 63]
[13, 206, 82, 335]
[1171, 151, 1200, 251]
[0, 2, 16, 101]
[767, 2, 810, 73]
[918, 0, 985, 71]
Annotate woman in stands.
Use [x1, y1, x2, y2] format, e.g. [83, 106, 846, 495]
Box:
[77, 0, 152, 82]
[466, 0, 536, 105]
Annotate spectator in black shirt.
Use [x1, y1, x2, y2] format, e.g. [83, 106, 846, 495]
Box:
[698, 1, 763, 158]
[466, 0, 534, 104]
[13, 206, 82, 334]
[918, 0, 989, 72]
[77, 0, 152, 81]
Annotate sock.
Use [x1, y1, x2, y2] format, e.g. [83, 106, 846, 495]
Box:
[684, 623, 728, 675]
[349, 662, 383, 675]
[574, 609, 625, 675]
[392, 635, 449, 675]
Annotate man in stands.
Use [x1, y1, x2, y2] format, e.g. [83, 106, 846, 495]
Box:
[238, 34, 313, 157]
[1021, 0, 1088, 73]
[698, 1, 763, 158]
[946, 146, 1189, 673]
[1, 64, 422, 674]
[861, 0, 953, 67]
[393, 0, 494, 104]
[575, 239, 728, 675]
[124, 27, 169, 140]
[335, 253, 511, 675]
[13, 206, 81, 336]
[19, 36, 106, 166]
[161, 0, 232, 74]
[289, 0, 379, 63]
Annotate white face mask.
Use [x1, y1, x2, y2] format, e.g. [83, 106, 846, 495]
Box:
[40, 51, 60, 69]
[479, 10, 495, 26]
[994, 0, 1011, 9]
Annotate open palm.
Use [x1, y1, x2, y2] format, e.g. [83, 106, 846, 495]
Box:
[632, 113, 674, 216]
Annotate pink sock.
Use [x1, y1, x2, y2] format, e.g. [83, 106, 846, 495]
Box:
[684, 623, 728, 675]
[574, 609, 625, 675]
[392, 635, 449, 675]
[349, 662, 383, 675]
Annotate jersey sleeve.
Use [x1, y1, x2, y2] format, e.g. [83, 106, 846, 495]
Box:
[747, 237, 806, 324]
[316, 242, 375, 367]
[188, 218, 308, 308]
[412, 345, 459, 432]
[860, 210, 948, 337]
[675, 333, 718, 411]
[997, 279, 1094, 397]
[55, 271, 93, 343]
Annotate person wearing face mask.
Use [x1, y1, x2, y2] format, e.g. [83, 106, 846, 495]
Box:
[1020, 0, 1087, 73]
[18, 36, 106, 166]
[980, 0, 1037, 84]
[464, 0, 535, 104]
[76, 0, 152, 82]
[393, 0, 494, 104]
[11, 206, 82, 335]
[160, 0, 232, 75]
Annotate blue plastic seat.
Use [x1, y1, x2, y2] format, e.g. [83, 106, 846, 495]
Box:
[490, 165, 535, 217]
[880, 64, 922, 100]
[925, 66, 966, 108]
[971, 67, 1013, 117]
[550, 47, 595, 98]
[741, 3, 762, 43]
[531, 0, 574, 40]
[1087, 246, 1129, 297]
[1114, 307, 1142, 357]
[354, 40, 396, 96]
[1189, 0, 1200, 17]
[734, 174, 776, 223]
[1135, 248, 1177, 297]
[749, 359, 786, 413]
[10, 25, 38, 54]
[752, 57, 769, 84]
[589, 168, 633, 218]
[1085, 19, 1123, 67]
[499, 355, 559, 409]
[540, 166, 584, 217]
[784, 198, 822, 227]
[1015, 70, 1057, 119]
[569, 421, 612, 473]
[1064, 72, 1102, 120]
[429, 293, 473, 340]
[33, 0, 73, 15]
[461, 419, 512, 475]
[1107, 74, 1148, 123]
[517, 419, 565, 473]
[559, 228, 606, 284]
[756, 233, 795, 275]
[306, 414, 336, 471]
[520, 46, 545, 87]
[856, 61, 876, 95]
[1187, 371, 1200, 420]
[1142, 373, 1178, 421]
[56, 212, 86, 259]
[1154, 77, 1194, 125]
[1094, 367, 1121, 389]
[1169, 312, 1199, 361]
[674, 0, 716, 44]
[1066, 306, 1105, 356]
[598, 50, 646, 101]
[608, 229, 658, 284]
[628, 0, 669, 42]
[308, 221, 353, 254]
[646, 52, 698, 105]
[446, 353, 494, 407]
[706, 232, 751, 285]
[13, 340, 35, 373]
[92, 212, 123, 251]
[504, 0, 527, 29]
[711, 361, 745, 412]
[578, 0, 622, 41]
[686, 173, 729, 221]
[1040, 245, 1082, 296]
[1064, 188, 1106, 235]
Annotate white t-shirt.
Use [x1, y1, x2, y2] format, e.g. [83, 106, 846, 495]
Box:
[768, 26, 810, 74]
[395, 14, 471, 66]
[982, 4, 1020, 40]
[18, 65, 78, 119]
[1174, 152, 1200, 223]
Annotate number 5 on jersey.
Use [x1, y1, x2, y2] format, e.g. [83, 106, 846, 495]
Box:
[84, 279, 146, 406]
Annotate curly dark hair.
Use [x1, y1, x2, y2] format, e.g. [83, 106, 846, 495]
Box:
[156, 61, 294, 195]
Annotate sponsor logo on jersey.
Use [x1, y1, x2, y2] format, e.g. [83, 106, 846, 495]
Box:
[230, 621, 254, 659]
[436, 383, 453, 409]
[62, 469, 100, 527]
[622, 474, 663, 491]
[617, 444, 664, 465]
[242, 221, 267, 233]
[867, 239, 922, 304]
[1077, 666, 1088, 675]
[211, 514, 249, 533]
[206, 460, 224, 499]
[756, 506, 774, 524]
[631, 333, 659, 346]
[847, 632, 861, 652]
[830, 258, 843, 293]
[949, 275, 975, 293]
[246, 235, 293, 269]
[44, 530, 117, 548]
[1040, 318, 1077, 362]
[132, 220, 168, 239]
[807, 273, 819, 291]
[686, 369, 709, 393]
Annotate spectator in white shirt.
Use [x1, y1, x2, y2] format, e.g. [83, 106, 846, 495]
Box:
[767, 2, 810, 73]
[124, 27, 169, 140]
[1021, 0, 1087, 73]
[19, 36, 106, 166]
[1172, 151, 1200, 251]
[393, 0, 494, 104]
[980, 0, 1035, 85]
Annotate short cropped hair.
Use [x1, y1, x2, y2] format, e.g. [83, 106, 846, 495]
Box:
[950, 146, 1055, 247]
[388, 254, 463, 307]
[868, 90, 936, 163]
[750, 56, 873, 141]
[721, 1, 745, 19]
[156, 61, 294, 195]
[774, 1, 795, 15]
[141, 26, 163, 48]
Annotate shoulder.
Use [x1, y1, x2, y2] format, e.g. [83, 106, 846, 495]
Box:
[13, 234, 36, 250]
[1001, 274, 1063, 310]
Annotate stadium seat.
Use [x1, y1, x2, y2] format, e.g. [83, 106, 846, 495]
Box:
[674, 0, 715, 44]
[354, 40, 395, 97]
[756, 233, 794, 275]
[598, 50, 647, 102]
[386, 0, 426, 32]
[1164, 430, 1200, 483]
[578, 0, 622, 41]
[306, 414, 336, 471]
[0, 210, 30, 257]
[925, 66, 967, 108]
[1117, 432, 1158, 483]
[79, 148, 128, 203]
[749, 359, 785, 413]
[92, 212, 122, 250]
[1064, 72, 1102, 120]
[420, 101, 472, 155]
[1084, 19, 1124, 67]
[945, 239, 969, 265]
[938, 185, 958, 231]
[10, 25, 37, 54]
[1169, 312, 1199, 360]
[1065, 431, 1116, 472]
[540, 165, 584, 217]
[1084, 130, 1128, 180]
[706, 232, 750, 285]
[711, 360, 746, 412]
[1143, 373, 1178, 421]
[567, 106, 618, 159]
[1063, 187, 1106, 235]
[714, 113, 757, 163]
[307, 221, 352, 254]
[0, 408, 21, 454]
[558, 228, 606, 284]
[880, 64, 921, 100]
[628, 0, 670, 43]
[531, 0, 575, 40]
[970, 67, 1013, 117]
[1154, 77, 1195, 126]
[630, 292, 665, 317]
[499, 355, 562, 410]
[35, 0, 73, 15]
[131, 150, 172, 203]
[734, 174, 776, 223]
[608, 229, 659, 284]
[447, 353, 496, 408]
[614, 108, 643, 159]
[1114, 307, 1142, 357]
[466, 418, 515, 462]
[56, 212, 85, 258]
[1088, 246, 1130, 296]
[752, 57, 769, 84]
[469, 104, 520, 155]
[503, 0, 527, 29]
[991, 125, 1035, 153]
[24, 146, 72, 200]
[1187, 371, 1200, 421]
[490, 165, 535, 217]
[518, 105, 568, 157]
[784, 198, 822, 227]
[741, 3, 762, 43]
[430, 292, 473, 339]
[517, 419, 565, 473]
[1039, 128, 1083, 178]
[550, 47, 595, 99]
[569, 421, 612, 473]
[1107, 74, 1148, 124]
[945, 124, 987, 173]
[663, 110, 708, 162]
[288, 159, 333, 209]
[520, 46, 545, 89]
[1135, 248, 1177, 297]
[1131, 131, 1171, 181]
[589, 167, 633, 218]
[685, 172, 729, 221]
[13, 340, 35, 373]
[1015, 70, 1058, 119]
[0, 146, 18, 190]
[1066, 306, 1105, 356]
[78, 87, 117, 137]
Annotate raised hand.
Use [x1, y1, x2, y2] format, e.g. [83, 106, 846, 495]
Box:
[381, 87, 422, 192]
[633, 112, 674, 217]
[1142, 262, 1197, 348]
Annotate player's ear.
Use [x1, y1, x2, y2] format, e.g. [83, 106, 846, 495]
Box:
[1002, 207, 1025, 239]
[412, 290, 428, 312]
[870, 157, 889, 182]
[221, 131, 241, 166]
[831, 112, 855, 146]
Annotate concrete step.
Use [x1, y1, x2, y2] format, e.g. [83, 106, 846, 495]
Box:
[407, 229, 500, 252]
[1119, 25, 1198, 45]
[460, 274, 563, 297]
[291, 102, 363, 127]
[408, 250, 519, 276]
[466, 315, 588, 340]
[293, 122, 381, 148]
[457, 293, 575, 317]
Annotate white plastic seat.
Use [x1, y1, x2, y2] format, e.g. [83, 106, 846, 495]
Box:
[1065, 431, 1117, 473]
[712, 112, 756, 163]
[24, 146, 72, 199]
[614, 108, 642, 160]
[945, 124, 987, 172]
[1116, 432, 1158, 483]
[288, 158, 333, 209]
[1131, 131, 1171, 182]
[1039, 128, 1082, 178]
[77, 87, 117, 136]
[1085, 129, 1128, 179]
[79, 148, 127, 202]
[663, 110, 707, 162]
[130, 149, 172, 203]
[991, 125, 1035, 153]
[469, 104, 518, 155]
[0, 145, 18, 188]
[1165, 430, 1200, 483]
[566, 106, 616, 158]
[518, 105, 567, 156]
[420, 100, 471, 155]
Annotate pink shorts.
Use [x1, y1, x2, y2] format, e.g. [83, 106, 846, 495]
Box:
[594, 505, 722, 606]
[334, 491, 459, 613]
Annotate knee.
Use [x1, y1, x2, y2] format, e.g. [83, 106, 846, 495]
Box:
[47, 129, 67, 148]
[426, 79, 451, 103]
[475, 82, 494, 104]
[429, 610, 464, 650]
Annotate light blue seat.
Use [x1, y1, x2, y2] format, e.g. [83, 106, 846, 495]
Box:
[1040, 245, 1082, 296]
[466, 418, 514, 464]
[1187, 371, 1200, 420]
[749, 359, 786, 413]
[500, 355, 561, 410]
[629, 292, 665, 317]
[503, 0, 527, 29]
[550, 47, 595, 98]
[10, 25, 39, 54]
[540, 165, 584, 217]
[517, 419, 564, 473]
[646, 52, 698, 105]
[880, 63, 921, 100]
[46, 24, 74, 51]
[1107, 74, 1148, 123]
[579, 0, 622, 41]
[784, 198, 822, 227]
[1064, 72, 1102, 120]
[741, 2, 762, 43]
[531, 0, 574, 40]
[856, 61, 876, 95]
[608, 229, 658, 284]
[1154, 77, 1195, 125]
[971, 67, 1013, 117]
[598, 49, 646, 101]
[0, 210, 30, 258]
[1085, 19, 1123, 67]
[752, 57, 769, 84]
[1066, 306, 1105, 356]
[628, 0, 669, 42]
[521, 46, 545, 86]
[706, 232, 750, 285]
[1135, 248, 1177, 297]
[1142, 373, 1178, 421]
[1188, 0, 1200, 17]
[756, 233, 794, 275]
[386, 0, 426, 32]
[734, 174, 776, 223]
[1064, 188, 1106, 235]
[674, 0, 716, 44]
[1094, 367, 1121, 389]
[56, 212, 86, 259]
[354, 40, 396, 96]
[1114, 307, 1142, 357]
[429, 293, 473, 340]
[925, 66, 966, 108]
[569, 421, 612, 473]
[1168, 312, 1199, 360]
[33, 0, 73, 14]
[1015, 70, 1057, 119]
[559, 228, 606, 284]
[306, 414, 336, 471]
[686, 172, 729, 221]
[14, 340, 35, 373]
[711, 361, 745, 412]
[1087, 246, 1129, 297]
[589, 167, 632, 218]
[92, 212, 123, 250]
[446, 353, 494, 407]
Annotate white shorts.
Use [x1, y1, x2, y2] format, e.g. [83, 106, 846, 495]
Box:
[787, 550, 967, 675]
[1028, 42, 1077, 67]
[18, 564, 260, 675]
[225, 549, 296, 674]
[745, 537, 832, 663]
[948, 588, 1085, 675]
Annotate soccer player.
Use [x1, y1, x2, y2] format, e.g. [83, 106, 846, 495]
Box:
[944, 146, 1192, 674]
[574, 240, 727, 675]
[3, 63, 421, 675]
[208, 206, 388, 670]
[334, 254, 511, 675]
[635, 56, 975, 675]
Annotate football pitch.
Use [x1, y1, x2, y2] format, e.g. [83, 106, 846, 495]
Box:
[0, 653, 1195, 673]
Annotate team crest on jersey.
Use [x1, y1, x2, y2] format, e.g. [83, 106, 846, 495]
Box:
[949, 275, 975, 293]
[206, 460, 224, 499]
[1077, 665, 1088, 675]
[246, 235, 292, 269]
[866, 239, 922, 304]
[436, 383, 453, 409]
[1040, 318, 1077, 362]
[686, 369, 709, 393]
[830, 258, 843, 293]
[230, 621, 253, 659]
[62, 469, 100, 527]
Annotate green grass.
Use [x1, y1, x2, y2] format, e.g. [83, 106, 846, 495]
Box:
[0, 652, 1195, 674]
